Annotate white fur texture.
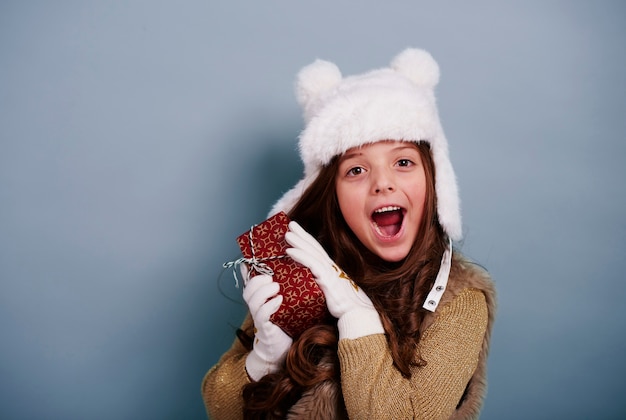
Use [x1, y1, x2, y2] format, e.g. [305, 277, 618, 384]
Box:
[295, 59, 342, 122]
[390, 47, 440, 88]
[270, 48, 462, 241]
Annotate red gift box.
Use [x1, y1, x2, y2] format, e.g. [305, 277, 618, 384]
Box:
[236, 211, 329, 338]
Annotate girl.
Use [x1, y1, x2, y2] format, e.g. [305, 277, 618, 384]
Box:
[202, 48, 496, 419]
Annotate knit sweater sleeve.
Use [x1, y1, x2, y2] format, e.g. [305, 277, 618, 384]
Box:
[201, 314, 253, 420]
[338, 288, 488, 420]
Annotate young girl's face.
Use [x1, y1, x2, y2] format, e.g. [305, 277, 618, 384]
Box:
[336, 141, 427, 262]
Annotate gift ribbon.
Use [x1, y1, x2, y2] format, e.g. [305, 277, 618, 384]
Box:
[222, 223, 286, 288]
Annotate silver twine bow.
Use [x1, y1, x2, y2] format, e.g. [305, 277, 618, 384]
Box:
[222, 224, 286, 288]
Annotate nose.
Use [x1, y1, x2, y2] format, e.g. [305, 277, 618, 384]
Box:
[372, 169, 396, 194]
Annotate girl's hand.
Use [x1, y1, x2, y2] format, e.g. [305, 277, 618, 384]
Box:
[242, 274, 293, 381]
[285, 221, 384, 340]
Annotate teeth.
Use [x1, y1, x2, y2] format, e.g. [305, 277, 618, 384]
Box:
[374, 206, 401, 213]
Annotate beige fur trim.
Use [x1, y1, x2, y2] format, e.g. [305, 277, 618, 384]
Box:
[287, 380, 348, 420]
[431, 254, 497, 420]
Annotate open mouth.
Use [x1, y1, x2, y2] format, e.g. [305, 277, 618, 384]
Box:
[371, 206, 404, 238]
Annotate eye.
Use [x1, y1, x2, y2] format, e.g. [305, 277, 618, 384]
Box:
[396, 159, 414, 167]
[346, 166, 365, 177]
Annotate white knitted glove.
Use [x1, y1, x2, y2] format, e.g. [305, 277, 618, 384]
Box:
[242, 274, 293, 381]
[285, 221, 384, 340]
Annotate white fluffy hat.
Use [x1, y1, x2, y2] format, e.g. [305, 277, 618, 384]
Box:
[270, 48, 462, 241]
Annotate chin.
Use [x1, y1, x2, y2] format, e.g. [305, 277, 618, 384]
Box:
[373, 246, 411, 263]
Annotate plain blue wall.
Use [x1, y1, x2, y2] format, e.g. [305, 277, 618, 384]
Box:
[1, 1, 625, 418]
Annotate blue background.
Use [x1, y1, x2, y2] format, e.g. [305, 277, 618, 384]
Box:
[1, 1, 625, 419]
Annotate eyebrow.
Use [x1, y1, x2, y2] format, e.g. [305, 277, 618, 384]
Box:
[340, 145, 418, 162]
[340, 151, 362, 161]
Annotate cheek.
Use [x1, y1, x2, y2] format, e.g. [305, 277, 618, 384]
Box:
[408, 173, 427, 205]
[414, 183, 427, 206]
[336, 189, 352, 218]
[413, 191, 427, 222]
[336, 185, 362, 228]
[412, 183, 428, 228]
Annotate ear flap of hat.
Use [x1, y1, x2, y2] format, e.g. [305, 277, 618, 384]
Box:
[295, 59, 342, 122]
[390, 48, 440, 88]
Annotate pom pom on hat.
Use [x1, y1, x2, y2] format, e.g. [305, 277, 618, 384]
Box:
[271, 48, 463, 241]
[391, 48, 440, 88]
[295, 59, 342, 122]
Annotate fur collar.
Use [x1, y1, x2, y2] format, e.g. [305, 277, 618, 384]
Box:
[287, 380, 348, 420]
[445, 255, 496, 420]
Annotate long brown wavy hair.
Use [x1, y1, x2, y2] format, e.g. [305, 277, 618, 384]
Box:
[240, 141, 448, 419]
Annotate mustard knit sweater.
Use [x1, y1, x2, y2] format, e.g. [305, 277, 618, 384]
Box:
[202, 277, 491, 420]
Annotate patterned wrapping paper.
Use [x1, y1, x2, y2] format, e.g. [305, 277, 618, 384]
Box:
[236, 211, 329, 338]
